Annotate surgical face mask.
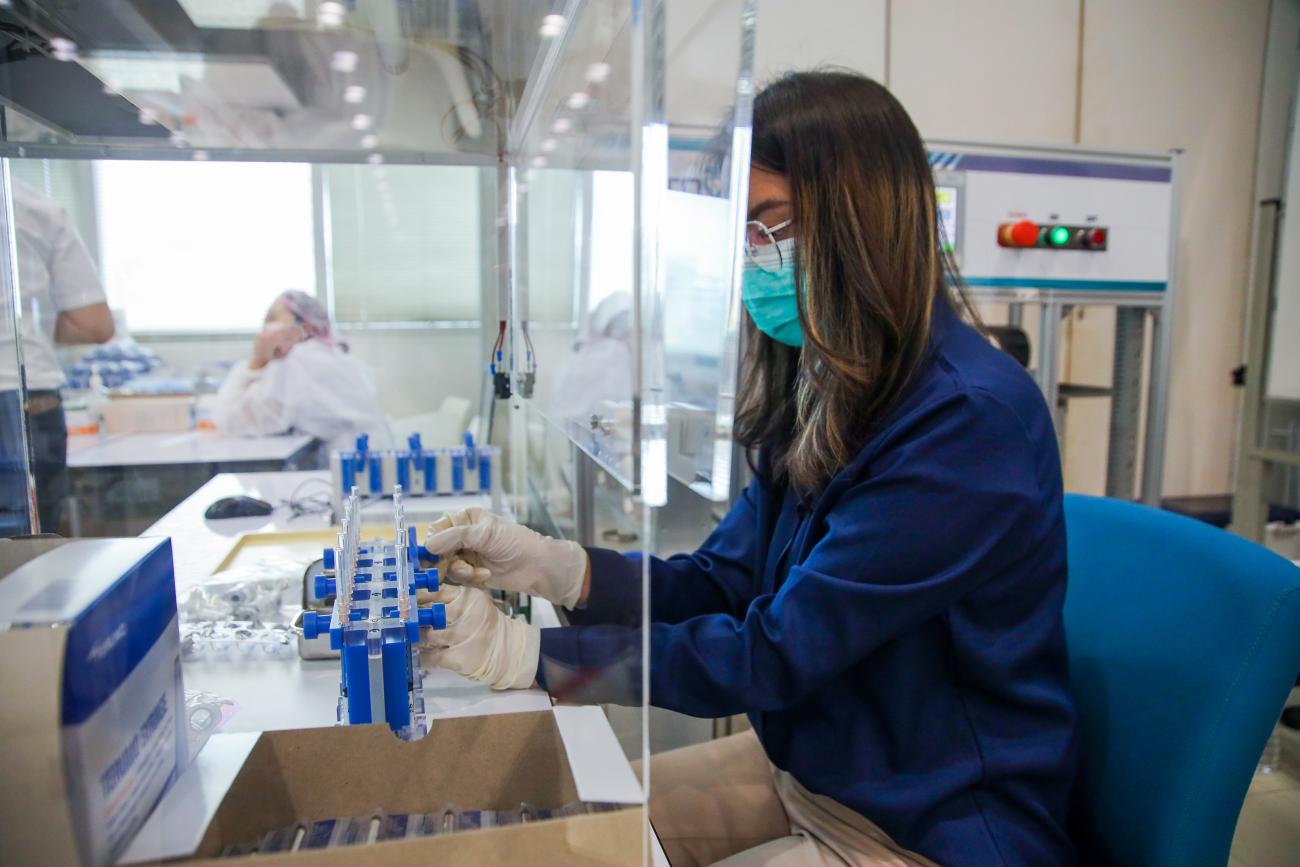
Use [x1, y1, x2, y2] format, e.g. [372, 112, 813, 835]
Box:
[742, 237, 802, 347]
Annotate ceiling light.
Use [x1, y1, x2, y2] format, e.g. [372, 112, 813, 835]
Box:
[317, 2, 345, 28]
[330, 50, 359, 73]
[351, 113, 373, 131]
[539, 14, 565, 38]
[367, 153, 384, 165]
[565, 91, 589, 110]
[360, 134, 379, 149]
[540, 138, 557, 153]
[49, 37, 78, 61]
[584, 62, 611, 84]
[551, 117, 572, 134]
[343, 84, 366, 104]
[530, 156, 548, 169]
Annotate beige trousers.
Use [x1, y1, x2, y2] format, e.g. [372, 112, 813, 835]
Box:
[649, 731, 939, 867]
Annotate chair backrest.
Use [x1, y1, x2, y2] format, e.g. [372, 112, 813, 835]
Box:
[1063, 494, 1300, 866]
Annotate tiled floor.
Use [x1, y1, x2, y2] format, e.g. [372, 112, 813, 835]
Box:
[1230, 767, 1300, 867]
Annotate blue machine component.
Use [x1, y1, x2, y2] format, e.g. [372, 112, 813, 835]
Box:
[322, 486, 445, 739]
[329, 432, 500, 507]
[314, 574, 337, 599]
[452, 450, 464, 492]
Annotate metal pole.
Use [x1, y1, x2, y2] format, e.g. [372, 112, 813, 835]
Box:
[573, 445, 596, 547]
[1106, 307, 1145, 499]
[1038, 300, 1063, 442]
[1232, 198, 1286, 540]
[1139, 150, 1183, 506]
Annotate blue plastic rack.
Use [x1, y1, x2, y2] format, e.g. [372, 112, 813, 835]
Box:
[302, 486, 444, 739]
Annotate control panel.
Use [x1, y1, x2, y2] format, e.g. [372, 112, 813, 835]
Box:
[929, 144, 1173, 293]
[997, 220, 1108, 251]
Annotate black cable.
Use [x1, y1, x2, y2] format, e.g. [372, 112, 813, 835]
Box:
[282, 476, 335, 519]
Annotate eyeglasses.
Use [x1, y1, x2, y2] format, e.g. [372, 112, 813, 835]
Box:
[744, 218, 793, 273]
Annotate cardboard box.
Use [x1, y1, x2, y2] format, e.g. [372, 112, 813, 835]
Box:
[101, 394, 194, 434]
[135, 711, 644, 865]
[0, 537, 187, 867]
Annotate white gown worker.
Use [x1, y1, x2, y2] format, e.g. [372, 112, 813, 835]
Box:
[213, 290, 389, 453]
[0, 183, 114, 535]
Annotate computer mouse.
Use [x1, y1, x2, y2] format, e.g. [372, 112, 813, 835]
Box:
[204, 495, 274, 520]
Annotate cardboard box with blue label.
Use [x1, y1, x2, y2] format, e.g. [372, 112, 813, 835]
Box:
[0, 537, 187, 867]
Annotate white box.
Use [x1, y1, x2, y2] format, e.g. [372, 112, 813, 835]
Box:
[0, 537, 187, 866]
[101, 394, 194, 434]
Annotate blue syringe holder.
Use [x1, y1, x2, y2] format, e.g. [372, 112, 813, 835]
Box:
[331, 431, 500, 506]
[320, 485, 447, 739]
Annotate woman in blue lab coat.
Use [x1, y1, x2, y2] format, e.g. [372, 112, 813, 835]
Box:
[421, 71, 1078, 867]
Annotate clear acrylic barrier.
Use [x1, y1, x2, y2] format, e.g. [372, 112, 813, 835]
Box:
[0, 0, 756, 860]
[515, 0, 754, 504]
[0, 0, 548, 160]
[660, 0, 754, 500]
[0, 161, 33, 536]
[3, 155, 493, 536]
[513, 0, 641, 493]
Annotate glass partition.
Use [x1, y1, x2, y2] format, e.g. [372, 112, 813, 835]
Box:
[0, 0, 757, 860]
[0, 164, 33, 536]
[514, 0, 754, 504]
[1, 154, 492, 536]
[661, 0, 755, 501]
[0, 0, 539, 161]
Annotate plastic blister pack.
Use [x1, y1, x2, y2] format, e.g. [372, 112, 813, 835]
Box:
[180, 621, 297, 660]
[184, 689, 236, 759]
[178, 559, 303, 625]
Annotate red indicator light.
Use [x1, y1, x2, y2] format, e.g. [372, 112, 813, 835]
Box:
[1086, 228, 1107, 248]
[997, 220, 1040, 248]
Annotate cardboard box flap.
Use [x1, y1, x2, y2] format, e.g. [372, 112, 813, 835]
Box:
[197, 711, 582, 858]
[188, 808, 645, 867]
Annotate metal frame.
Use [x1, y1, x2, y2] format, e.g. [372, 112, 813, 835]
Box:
[1232, 198, 1288, 541]
[0, 158, 36, 532]
[936, 140, 1181, 505]
[0, 141, 498, 167]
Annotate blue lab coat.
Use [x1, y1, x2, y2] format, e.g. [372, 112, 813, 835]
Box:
[537, 302, 1079, 866]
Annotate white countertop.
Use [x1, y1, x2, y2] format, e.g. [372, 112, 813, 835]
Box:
[147, 470, 533, 729]
[126, 469, 663, 866]
[144, 470, 494, 592]
[67, 431, 315, 468]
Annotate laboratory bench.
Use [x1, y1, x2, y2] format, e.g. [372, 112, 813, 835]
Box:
[63, 431, 319, 537]
[126, 469, 665, 865]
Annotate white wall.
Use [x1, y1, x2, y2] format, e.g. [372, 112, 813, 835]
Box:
[1077, 0, 1270, 495]
[890, 0, 1079, 143]
[752, 0, 886, 84]
[884, 0, 1271, 497]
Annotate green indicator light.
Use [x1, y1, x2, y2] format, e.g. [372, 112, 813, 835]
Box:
[1049, 226, 1071, 247]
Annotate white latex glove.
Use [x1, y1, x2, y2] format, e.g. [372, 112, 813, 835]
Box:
[424, 507, 587, 609]
[419, 584, 540, 690]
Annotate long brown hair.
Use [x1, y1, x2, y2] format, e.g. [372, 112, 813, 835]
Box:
[734, 70, 973, 493]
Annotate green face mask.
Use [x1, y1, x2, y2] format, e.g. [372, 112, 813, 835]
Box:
[741, 238, 802, 347]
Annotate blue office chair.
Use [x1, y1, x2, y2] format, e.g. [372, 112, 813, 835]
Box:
[1064, 494, 1300, 866]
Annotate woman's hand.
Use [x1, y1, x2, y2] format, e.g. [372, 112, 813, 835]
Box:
[249, 322, 306, 370]
[424, 507, 589, 609]
[419, 585, 539, 690]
